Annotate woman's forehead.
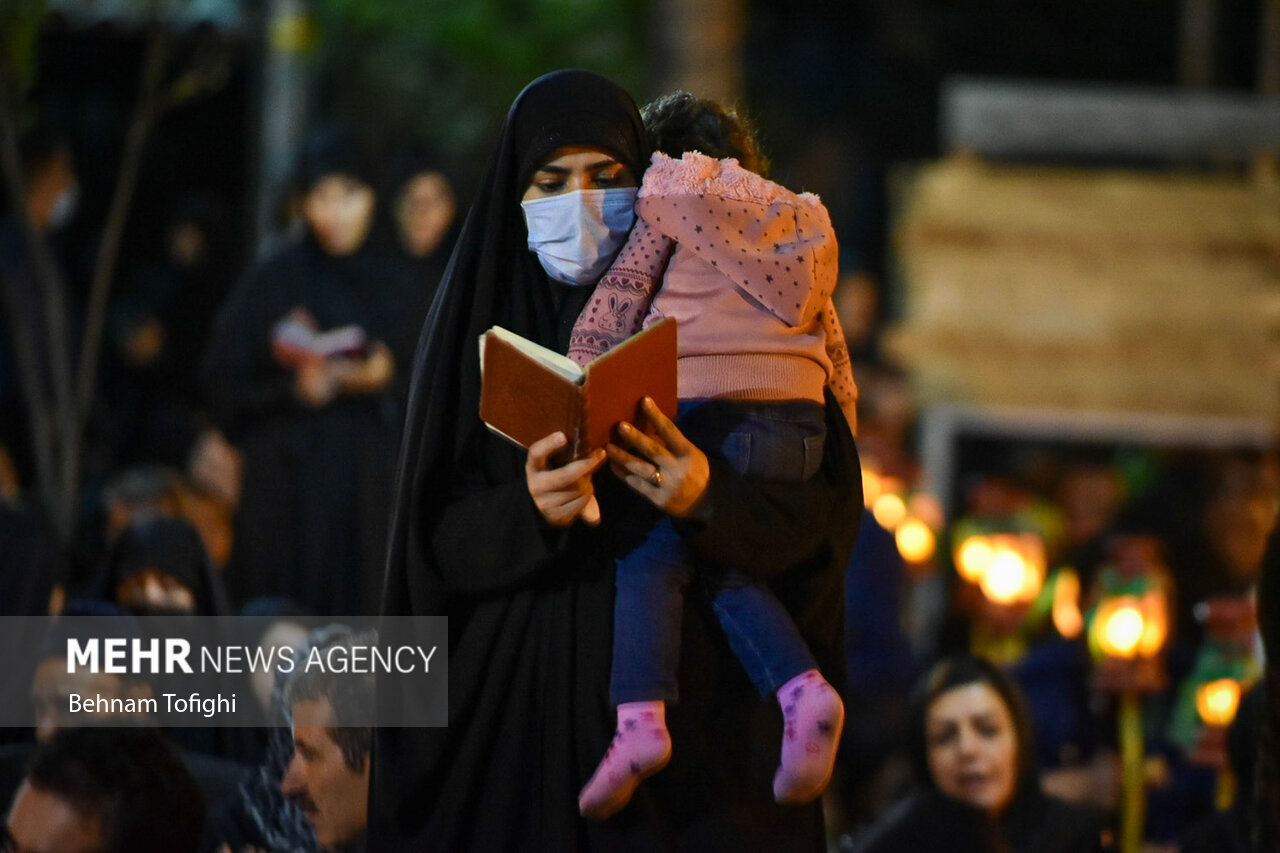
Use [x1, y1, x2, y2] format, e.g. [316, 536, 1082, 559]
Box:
[928, 681, 1008, 719]
[532, 146, 623, 170]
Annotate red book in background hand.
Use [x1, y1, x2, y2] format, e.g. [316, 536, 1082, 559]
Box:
[271, 312, 368, 366]
[478, 317, 677, 459]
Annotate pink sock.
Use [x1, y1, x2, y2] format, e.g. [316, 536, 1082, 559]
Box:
[773, 670, 844, 803]
[578, 700, 672, 820]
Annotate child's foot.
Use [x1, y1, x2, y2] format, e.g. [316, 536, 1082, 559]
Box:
[773, 670, 844, 804]
[579, 701, 672, 819]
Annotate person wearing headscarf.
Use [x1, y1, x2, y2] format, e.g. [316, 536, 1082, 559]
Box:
[851, 654, 1111, 853]
[370, 69, 861, 852]
[91, 514, 230, 616]
[88, 516, 257, 764]
[0, 458, 66, 618]
[376, 142, 460, 310]
[1, 599, 250, 852]
[202, 129, 425, 614]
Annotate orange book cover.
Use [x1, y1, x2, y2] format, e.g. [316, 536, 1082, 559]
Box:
[479, 318, 677, 458]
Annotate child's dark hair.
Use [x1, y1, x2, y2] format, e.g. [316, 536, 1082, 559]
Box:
[641, 90, 770, 177]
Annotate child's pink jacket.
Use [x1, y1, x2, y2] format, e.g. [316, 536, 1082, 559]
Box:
[570, 152, 858, 433]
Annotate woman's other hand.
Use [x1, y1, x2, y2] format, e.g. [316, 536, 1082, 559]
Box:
[526, 432, 607, 527]
[294, 354, 340, 407]
[608, 397, 709, 517]
[295, 341, 395, 406]
[332, 340, 395, 394]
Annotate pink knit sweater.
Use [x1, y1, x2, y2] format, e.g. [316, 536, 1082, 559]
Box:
[570, 152, 858, 432]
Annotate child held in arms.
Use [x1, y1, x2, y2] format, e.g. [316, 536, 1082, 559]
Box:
[569, 91, 859, 819]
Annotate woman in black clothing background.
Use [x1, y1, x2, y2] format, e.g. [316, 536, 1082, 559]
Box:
[202, 130, 427, 615]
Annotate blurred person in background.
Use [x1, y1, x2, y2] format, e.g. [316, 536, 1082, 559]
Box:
[202, 128, 424, 614]
[1082, 450, 1276, 846]
[851, 653, 1111, 853]
[1052, 457, 1126, 584]
[4, 727, 205, 853]
[89, 515, 230, 617]
[0, 443, 67, 619]
[113, 192, 236, 395]
[1179, 682, 1260, 853]
[85, 515, 254, 764]
[24, 600, 156, 746]
[105, 192, 238, 472]
[96, 464, 184, 550]
[1119, 450, 1278, 650]
[0, 122, 81, 491]
[237, 597, 313, 722]
[1254, 524, 1280, 850]
[91, 461, 236, 579]
[0, 600, 246, 852]
[378, 143, 459, 309]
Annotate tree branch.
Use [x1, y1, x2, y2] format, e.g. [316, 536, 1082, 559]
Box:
[69, 19, 170, 495]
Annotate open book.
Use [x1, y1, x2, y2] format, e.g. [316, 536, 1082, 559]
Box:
[479, 318, 677, 458]
[271, 312, 368, 363]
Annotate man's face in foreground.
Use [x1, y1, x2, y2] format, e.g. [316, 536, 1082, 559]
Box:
[281, 697, 369, 847]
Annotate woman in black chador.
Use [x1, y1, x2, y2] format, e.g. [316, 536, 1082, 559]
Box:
[371, 69, 862, 851]
[202, 130, 426, 615]
[377, 142, 460, 309]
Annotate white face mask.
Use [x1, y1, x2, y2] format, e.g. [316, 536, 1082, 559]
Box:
[47, 182, 79, 230]
[521, 188, 637, 286]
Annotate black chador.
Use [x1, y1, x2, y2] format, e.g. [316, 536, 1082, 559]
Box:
[203, 215, 426, 616]
[371, 70, 861, 852]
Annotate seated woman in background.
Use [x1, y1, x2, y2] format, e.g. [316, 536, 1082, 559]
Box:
[91, 515, 230, 616]
[853, 653, 1112, 853]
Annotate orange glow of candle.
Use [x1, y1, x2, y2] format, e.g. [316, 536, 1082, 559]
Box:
[955, 535, 992, 583]
[1195, 679, 1241, 728]
[1052, 569, 1083, 639]
[1097, 598, 1145, 659]
[873, 491, 907, 531]
[896, 517, 936, 564]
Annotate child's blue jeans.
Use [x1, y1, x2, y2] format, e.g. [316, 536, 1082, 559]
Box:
[610, 398, 827, 704]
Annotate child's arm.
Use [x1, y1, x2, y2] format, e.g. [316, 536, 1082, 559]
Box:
[637, 152, 839, 330]
[820, 299, 858, 436]
[568, 217, 675, 366]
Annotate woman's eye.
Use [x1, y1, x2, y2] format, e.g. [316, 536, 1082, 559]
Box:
[593, 169, 626, 187]
[928, 727, 956, 747]
[536, 180, 565, 193]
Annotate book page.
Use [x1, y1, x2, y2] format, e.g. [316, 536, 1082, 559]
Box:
[481, 326, 583, 384]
